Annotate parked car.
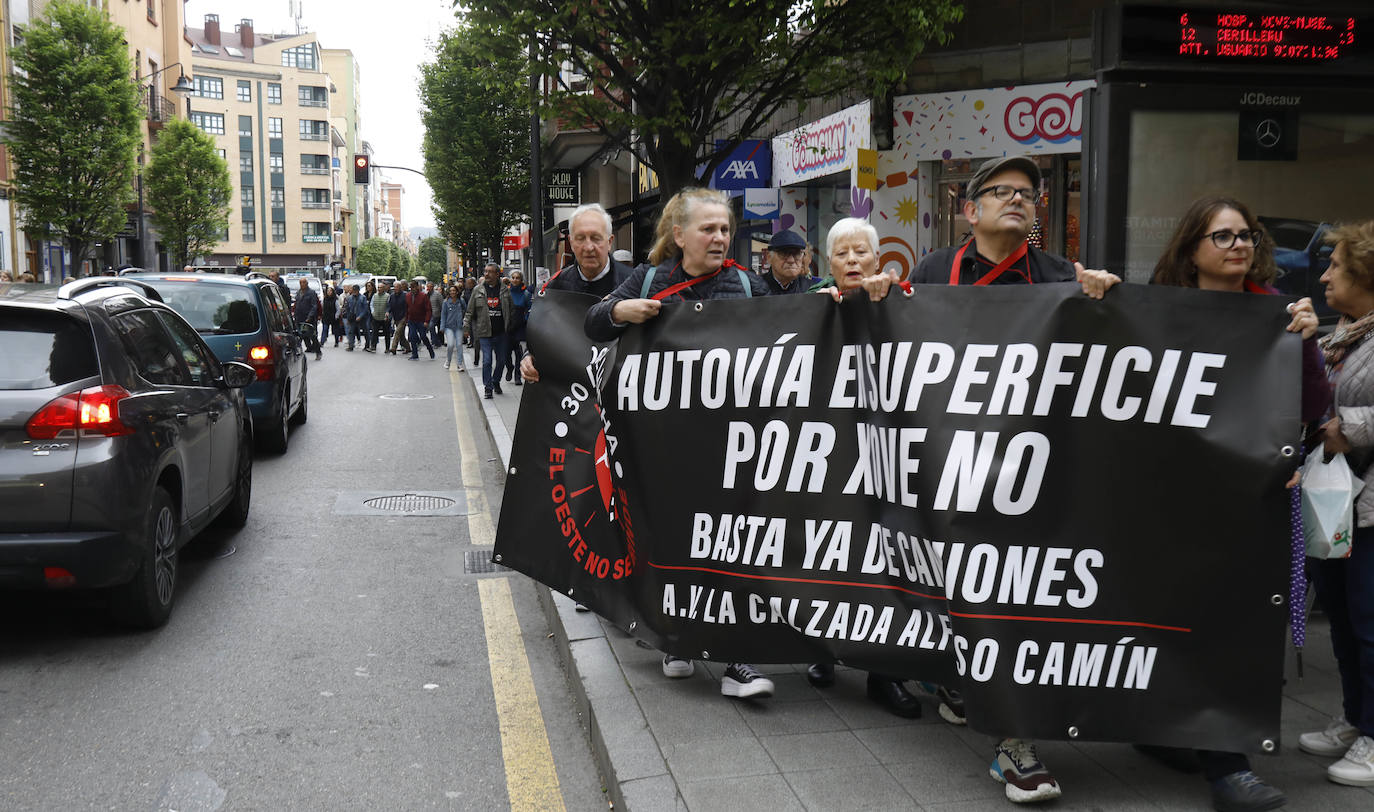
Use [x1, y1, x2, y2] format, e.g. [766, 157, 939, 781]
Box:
[340, 274, 372, 292]
[1259, 216, 1336, 321]
[126, 272, 307, 452]
[0, 278, 255, 628]
[282, 273, 323, 304]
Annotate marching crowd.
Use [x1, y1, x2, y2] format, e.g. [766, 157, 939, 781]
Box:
[517, 154, 1374, 812]
[286, 266, 533, 396]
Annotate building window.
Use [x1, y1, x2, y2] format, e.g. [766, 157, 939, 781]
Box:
[302, 222, 331, 242]
[240, 153, 253, 172]
[267, 83, 282, 105]
[271, 188, 285, 208]
[298, 120, 328, 141]
[297, 86, 328, 108]
[146, 0, 156, 23]
[220, 225, 230, 241]
[269, 154, 284, 173]
[301, 188, 330, 209]
[268, 117, 283, 139]
[241, 186, 254, 206]
[272, 221, 287, 242]
[300, 155, 329, 174]
[216, 149, 227, 160]
[281, 44, 317, 70]
[191, 112, 225, 135]
[242, 220, 255, 240]
[237, 80, 251, 102]
[237, 116, 252, 137]
[194, 76, 223, 99]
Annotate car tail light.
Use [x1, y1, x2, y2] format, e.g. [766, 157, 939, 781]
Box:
[26, 385, 134, 439]
[44, 567, 76, 588]
[247, 345, 274, 380]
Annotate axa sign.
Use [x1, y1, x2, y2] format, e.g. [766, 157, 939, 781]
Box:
[711, 140, 771, 190]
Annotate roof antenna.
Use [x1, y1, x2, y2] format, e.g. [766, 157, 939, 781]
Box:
[288, 0, 304, 35]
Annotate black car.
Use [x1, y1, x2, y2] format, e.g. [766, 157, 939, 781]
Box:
[1259, 216, 1336, 321]
[0, 279, 256, 628]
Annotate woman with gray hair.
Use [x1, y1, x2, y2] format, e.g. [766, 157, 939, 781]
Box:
[809, 217, 907, 300]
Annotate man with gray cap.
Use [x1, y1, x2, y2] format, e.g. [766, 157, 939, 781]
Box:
[762, 229, 815, 295]
[912, 155, 1114, 294]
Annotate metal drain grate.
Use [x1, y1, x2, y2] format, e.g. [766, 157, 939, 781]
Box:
[364, 493, 456, 512]
[378, 393, 436, 400]
[464, 550, 506, 574]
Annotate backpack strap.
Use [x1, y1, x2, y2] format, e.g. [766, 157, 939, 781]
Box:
[639, 267, 655, 299]
[736, 268, 751, 297]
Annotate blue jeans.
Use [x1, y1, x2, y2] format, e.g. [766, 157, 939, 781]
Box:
[444, 328, 463, 366]
[320, 318, 332, 346]
[479, 333, 507, 392]
[345, 318, 364, 348]
[1312, 524, 1374, 736]
[407, 321, 434, 359]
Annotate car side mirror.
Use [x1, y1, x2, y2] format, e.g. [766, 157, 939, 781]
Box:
[221, 361, 257, 389]
[1316, 243, 1334, 260]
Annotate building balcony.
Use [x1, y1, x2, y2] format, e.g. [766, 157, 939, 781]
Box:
[299, 99, 329, 108]
[301, 201, 331, 209]
[145, 93, 177, 123]
[299, 133, 329, 141]
[300, 167, 330, 175]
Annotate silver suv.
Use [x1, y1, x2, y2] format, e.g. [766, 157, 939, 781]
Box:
[0, 279, 256, 628]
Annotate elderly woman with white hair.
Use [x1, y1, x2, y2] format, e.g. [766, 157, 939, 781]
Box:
[810, 217, 907, 300]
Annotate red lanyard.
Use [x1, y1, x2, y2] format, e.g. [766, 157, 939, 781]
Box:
[948, 240, 1031, 286]
[651, 260, 742, 301]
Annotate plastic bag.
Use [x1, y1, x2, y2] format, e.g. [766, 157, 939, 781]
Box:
[1301, 448, 1363, 559]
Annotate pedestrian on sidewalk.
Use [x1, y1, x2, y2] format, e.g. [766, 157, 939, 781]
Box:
[860, 155, 1121, 805]
[465, 263, 514, 398]
[503, 270, 530, 385]
[441, 284, 466, 371]
[584, 187, 777, 701]
[1145, 195, 1328, 812]
[405, 279, 436, 361]
[386, 280, 412, 355]
[519, 203, 635, 384]
[292, 277, 323, 361]
[1304, 219, 1374, 791]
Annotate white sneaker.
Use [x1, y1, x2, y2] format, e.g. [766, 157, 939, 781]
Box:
[443, 362, 450, 369]
[661, 654, 694, 679]
[720, 662, 774, 699]
[1328, 735, 1374, 787]
[1300, 717, 1361, 756]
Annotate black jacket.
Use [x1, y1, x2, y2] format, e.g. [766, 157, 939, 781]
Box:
[585, 258, 772, 343]
[912, 241, 1075, 286]
[542, 259, 637, 298]
[762, 271, 816, 295]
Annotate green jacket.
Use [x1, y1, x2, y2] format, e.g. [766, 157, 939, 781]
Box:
[463, 283, 514, 338]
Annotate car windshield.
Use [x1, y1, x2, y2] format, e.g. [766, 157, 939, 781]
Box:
[0, 310, 98, 389]
[142, 282, 261, 335]
[1262, 221, 1316, 252]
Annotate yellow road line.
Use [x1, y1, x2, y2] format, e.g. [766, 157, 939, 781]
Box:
[451, 369, 495, 545]
[479, 577, 566, 811]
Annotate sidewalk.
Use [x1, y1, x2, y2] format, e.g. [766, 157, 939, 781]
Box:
[465, 362, 1372, 811]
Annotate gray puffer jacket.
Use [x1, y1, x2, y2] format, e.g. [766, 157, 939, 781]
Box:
[1331, 336, 1374, 526]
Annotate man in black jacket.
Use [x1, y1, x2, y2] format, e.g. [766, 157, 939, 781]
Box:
[519, 203, 635, 383]
[761, 228, 815, 294]
[291, 278, 322, 360]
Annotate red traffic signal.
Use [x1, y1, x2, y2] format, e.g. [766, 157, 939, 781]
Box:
[353, 155, 370, 184]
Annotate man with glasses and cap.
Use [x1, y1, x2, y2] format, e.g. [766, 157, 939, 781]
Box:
[864, 155, 1119, 805]
[761, 229, 815, 294]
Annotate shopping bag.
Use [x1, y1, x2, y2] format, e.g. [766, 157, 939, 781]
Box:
[1300, 448, 1363, 559]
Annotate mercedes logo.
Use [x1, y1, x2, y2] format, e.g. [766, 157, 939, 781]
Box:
[1255, 119, 1282, 149]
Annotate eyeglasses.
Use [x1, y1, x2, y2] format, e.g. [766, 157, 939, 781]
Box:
[771, 250, 805, 263]
[1202, 229, 1260, 249]
[974, 185, 1035, 203]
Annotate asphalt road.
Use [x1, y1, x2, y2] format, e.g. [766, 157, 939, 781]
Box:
[0, 337, 605, 810]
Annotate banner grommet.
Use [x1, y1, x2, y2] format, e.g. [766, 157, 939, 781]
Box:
[1262, 739, 1276, 753]
[1067, 726, 1080, 738]
[1270, 594, 1284, 605]
[1280, 445, 1295, 457]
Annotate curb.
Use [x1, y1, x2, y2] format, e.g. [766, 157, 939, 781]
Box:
[463, 365, 680, 810]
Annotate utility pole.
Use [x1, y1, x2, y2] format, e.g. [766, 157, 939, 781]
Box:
[528, 31, 544, 269]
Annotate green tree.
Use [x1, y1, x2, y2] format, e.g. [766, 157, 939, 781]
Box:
[6, 0, 142, 274]
[145, 119, 232, 268]
[419, 237, 448, 275]
[464, 0, 963, 196]
[421, 26, 529, 253]
[356, 237, 393, 275]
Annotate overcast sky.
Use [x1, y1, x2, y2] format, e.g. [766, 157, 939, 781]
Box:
[184, 0, 461, 230]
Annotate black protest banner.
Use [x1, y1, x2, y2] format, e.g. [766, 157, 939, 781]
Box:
[495, 284, 1299, 753]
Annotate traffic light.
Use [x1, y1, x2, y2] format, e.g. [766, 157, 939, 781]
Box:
[353, 155, 370, 184]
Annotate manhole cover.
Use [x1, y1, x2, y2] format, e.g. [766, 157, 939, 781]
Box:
[364, 494, 456, 512]
[464, 550, 506, 574]
[378, 393, 435, 400]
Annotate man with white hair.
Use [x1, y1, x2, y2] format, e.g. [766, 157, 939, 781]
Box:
[519, 202, 636, 383]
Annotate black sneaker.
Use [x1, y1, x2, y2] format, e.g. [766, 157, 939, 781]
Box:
[1209, 770, 1286, 812]
[484, 389, 493, 399]
[915, 681, 967, 725]
[721, 663, 774, 699]
[493, 383, 503, 395]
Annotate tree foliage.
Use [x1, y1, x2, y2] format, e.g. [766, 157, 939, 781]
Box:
[419, 237, 448, 274]
[146, 119, 232, 268]
[421, 25, 529, 255]
[6, 0, 143, 272]
[356, 237, 393, 275]
[463, 0, 963, 196]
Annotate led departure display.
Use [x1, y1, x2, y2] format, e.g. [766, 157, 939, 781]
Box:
[1119, 5, 1369, 69]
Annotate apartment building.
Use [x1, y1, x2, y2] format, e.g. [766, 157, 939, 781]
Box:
[321, 47, 362, 266]
[185, 14, 339, 271]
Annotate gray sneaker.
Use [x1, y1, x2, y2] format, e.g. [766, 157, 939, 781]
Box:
[721, 663, 774, 699]
[661, 654, 694, 679]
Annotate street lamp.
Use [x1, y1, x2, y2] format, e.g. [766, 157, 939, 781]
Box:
[132, 63, 194, 272]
